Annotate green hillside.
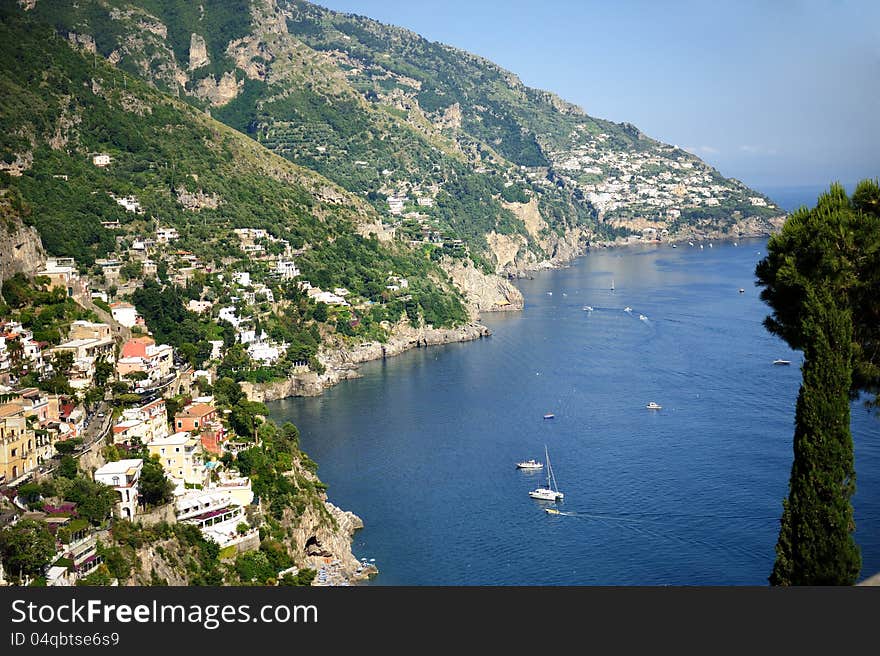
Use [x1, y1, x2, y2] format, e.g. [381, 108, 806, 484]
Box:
[0, 5, 467, 332]
[8, 0, 783, 274]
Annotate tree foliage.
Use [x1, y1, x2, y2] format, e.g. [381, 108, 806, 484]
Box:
[756, 180, 879, 585]
[0, 519, 56, 577]
[756, 180, 880, 405]
[768, 287, 860, 585]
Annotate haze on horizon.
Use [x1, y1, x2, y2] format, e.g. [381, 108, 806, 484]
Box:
[314, 0, 879, 191]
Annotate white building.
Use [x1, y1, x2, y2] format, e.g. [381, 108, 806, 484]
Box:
[208, 340, 224, 360]
[175, 489, 256, 549]
[156, 227, 179, 243]
[387, 195, 406, 215]
[217, 307, 240, 327]
[110, 302, 138, 328]
[247, 341, 282, 365]
[275, 259, 300, 280]
[93, 459, 143, 520]
[112, 195, 143, 214]
[92, 154, 112, 167]
[231, 272, 251, 287]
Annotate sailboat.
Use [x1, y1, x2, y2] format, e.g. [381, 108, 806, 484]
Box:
[529, 445, 564, 501]
[610, 279, 615, 291]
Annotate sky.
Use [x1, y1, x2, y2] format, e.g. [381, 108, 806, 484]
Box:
[313, 0, 879, 191]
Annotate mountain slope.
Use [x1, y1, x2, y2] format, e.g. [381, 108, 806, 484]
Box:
[14, 0, 784, 277]
[0, 5, 471, 331]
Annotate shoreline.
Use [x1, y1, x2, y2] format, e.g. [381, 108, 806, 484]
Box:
[254, 221, 782, 585]
[244, 223, 785, 404]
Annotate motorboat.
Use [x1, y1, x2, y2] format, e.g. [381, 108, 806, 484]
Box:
[583, 306, 593, 312]
[624, 306, 633, 313]
[543, 413, 555, 420]
[739, 288, 745, 293]
[639, 314, 648, 321]
[529, 445, 564, 501]
[646, 401, 662, 410]
[516, 459, 544, 470]
[545, 508, 561, 515]
[773, 359, 791, 366]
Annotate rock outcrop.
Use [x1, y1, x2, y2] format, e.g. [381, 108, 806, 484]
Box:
[242, 321, 491, 402]
[188, 33, 210, 70]
[0, 205, 45, 291]
[442, 257, 524, 316]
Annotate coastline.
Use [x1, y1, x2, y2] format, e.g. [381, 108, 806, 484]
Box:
[247, 217, 785, 585]
[244, 217, 787, 404]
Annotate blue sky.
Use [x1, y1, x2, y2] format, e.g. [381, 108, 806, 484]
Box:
[314, 0, 879, 190]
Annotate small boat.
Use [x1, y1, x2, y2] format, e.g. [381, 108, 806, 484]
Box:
[688, 241, 695, 247]
[773, 359, 791, 366]
[672, 244, 677, 248]
[545, 508, 561, 515]
[610, 279, 615, 291]
[639, 314, 648, 321]
[646, 401, 662, 410]
[739, 288, 745, 294]
[547, 291, 553, 296]
[517, 459, 544, 470]
[700, 244, 704, 249]
[543, 413, 555, 420]
[708, 243, 713, 248]
[624, 306, 632, 313]
[529, 445, 564, 501]
[734, 242, 739, 246]
[583, 306, 593, 311]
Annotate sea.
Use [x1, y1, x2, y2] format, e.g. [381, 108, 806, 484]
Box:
[267, 189, 879, 585]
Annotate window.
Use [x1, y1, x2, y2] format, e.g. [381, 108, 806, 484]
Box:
[10, 448, 16, 457]
[175, 447, 180, 453]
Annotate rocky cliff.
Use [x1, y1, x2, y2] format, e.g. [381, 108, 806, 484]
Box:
[0, 198, 44, 292]
[442, 256, 524, 316]
[242, 320, 491, 402]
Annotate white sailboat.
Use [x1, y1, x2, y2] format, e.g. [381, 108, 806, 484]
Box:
[529, 445, 564, 501]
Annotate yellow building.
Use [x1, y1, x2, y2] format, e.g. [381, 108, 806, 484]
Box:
[0, 405, 36, 485]
[146, 431, 206, 489]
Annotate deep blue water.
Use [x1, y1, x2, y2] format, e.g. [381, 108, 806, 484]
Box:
[268, 238, 880, 585]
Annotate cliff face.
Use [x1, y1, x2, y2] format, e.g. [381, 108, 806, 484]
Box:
[0, 205, 45, 291]
[442, 256, 524, 316]
[242, 320, 491, 402]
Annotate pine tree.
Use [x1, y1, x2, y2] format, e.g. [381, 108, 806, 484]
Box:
[769, 286, 860, 585]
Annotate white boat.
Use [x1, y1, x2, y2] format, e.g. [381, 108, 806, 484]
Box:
[624, 306, 632, 313]
[773, 359, 791, 366]
[639, 314, 648, 321]
[739, 288, 745, 294]
[672, 244, 677, 248]
[529, 445, 564, 501]
[688, 242, 695, 247]
[700, 244, 704, 249]
[583, 306, 593, 312]
[646, 401, 662, 410]
[610, 279, 615, 291]
[517, 459, 543, 470]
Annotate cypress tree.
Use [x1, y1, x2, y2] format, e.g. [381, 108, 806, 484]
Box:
[769, 286, 860, 585]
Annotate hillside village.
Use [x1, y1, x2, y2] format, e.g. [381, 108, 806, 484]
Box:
[0, 217, 379, 587]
